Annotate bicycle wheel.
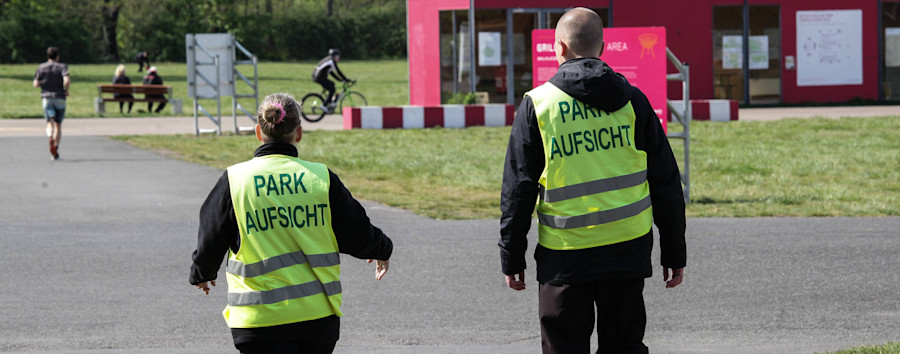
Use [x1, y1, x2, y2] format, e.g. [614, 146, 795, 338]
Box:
[338, 91, 367, 114]
[300, 93, 327, 123]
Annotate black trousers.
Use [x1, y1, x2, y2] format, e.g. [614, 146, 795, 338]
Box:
[539, 279, 648, 354]
[147, 98, 166, 113]
[315, 77, 336, 104]
[232, 316, 340, 354]
[235, 340, 336, 354]
[118, 101, 133, 113]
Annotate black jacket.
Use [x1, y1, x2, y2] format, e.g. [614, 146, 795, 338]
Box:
[112, 75, 133, 99]
[189, 142, 393, 286]
[142, 72, 164, 98]
[499, 58, 686, 285]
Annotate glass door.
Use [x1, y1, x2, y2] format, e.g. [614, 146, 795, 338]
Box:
[712, 6, 745, 101]
[748, 5, 781, 104]
[712, 5, 782, 104]
[883, 2, 900, 100]
[512, 12, 538, 105]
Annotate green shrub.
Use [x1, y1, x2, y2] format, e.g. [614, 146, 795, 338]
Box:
[0, 1, 96, 63]
[446, 92, 477, 104]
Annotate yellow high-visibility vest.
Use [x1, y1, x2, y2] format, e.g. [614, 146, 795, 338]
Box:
[526, 83, 652, 250]
[224, 155, 342, 328]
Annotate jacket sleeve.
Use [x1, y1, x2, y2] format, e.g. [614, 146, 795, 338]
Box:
[328, 170, 393, 261]
[631, 88, 687, 269]
[499, 96, 544, 275]
[189, 171, 240, 285]
[330, 62, 348, 82]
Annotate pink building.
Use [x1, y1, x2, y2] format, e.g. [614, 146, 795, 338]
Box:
[407, 0, 900, 106]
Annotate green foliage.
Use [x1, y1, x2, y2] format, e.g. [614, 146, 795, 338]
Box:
[0, 0, 407, 63]
[233, 2, 406, 61]
[446, 92, 477, 104]
[0, 0, 96, 63]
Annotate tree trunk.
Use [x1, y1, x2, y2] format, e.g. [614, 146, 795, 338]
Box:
[101, 0, 120, 60]
[327, 0, 333, 16]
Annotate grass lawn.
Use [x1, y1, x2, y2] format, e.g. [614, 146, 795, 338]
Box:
[0, 60, 408, 118]
[116, 116, 900, 219]
[825, 341, 900, 354]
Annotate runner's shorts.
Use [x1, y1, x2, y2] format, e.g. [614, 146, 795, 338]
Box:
[42, 97, 66, 123]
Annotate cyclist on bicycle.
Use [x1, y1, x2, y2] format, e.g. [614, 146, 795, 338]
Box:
[312, 48, 349, 108]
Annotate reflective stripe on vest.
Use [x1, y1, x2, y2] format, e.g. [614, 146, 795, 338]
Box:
[228, 280, 342, 306]
[527, 83, 652, 250]
[226, 250, 340, 278]
[224, 155, 342, 328]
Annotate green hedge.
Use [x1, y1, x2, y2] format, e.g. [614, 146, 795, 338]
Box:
[0, 2, 96, 63]
[0, 0, 407, 64]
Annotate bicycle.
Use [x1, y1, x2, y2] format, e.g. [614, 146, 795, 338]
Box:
[300, 80, 367, 122]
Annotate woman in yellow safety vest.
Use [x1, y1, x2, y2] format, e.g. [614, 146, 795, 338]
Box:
[190, 93, 393, 354]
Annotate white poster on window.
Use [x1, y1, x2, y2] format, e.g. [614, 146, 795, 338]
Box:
[748, 36, 769, 70]
[478, 32, 502, 66]
[458, 23, 470, 82]
[722, 35, 769, 70]
[722, 35, 743, 70]
[886, 28, 900, 67]
[796, 9, 863, 86]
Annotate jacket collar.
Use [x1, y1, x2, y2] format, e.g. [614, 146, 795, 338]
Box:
[254, 142, 298, 158]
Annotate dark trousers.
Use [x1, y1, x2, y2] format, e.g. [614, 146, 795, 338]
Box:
[147, 99, 166, 113]
[539, 279, 648, 354]
[137, 58, 150, 72]
[316, 77, 336, 104]
[235, 340, 336, 354]
[232, 316, 340, 354]
[118, 101, 133, 113]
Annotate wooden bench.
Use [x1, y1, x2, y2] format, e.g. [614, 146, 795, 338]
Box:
[95, 84, 182, 114]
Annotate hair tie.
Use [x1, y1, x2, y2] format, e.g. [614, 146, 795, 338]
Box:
[272, 102, 286, 124]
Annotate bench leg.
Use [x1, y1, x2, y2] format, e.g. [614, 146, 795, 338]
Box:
[94, 98, 105, 114]
[172, 99, 183, 114]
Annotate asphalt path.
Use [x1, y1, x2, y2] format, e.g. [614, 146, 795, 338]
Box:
[0, 114, 345, 137]
[1, 120, 899, 353]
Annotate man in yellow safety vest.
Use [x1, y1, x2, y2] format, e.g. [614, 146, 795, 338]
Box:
[499, 7, 686, 354]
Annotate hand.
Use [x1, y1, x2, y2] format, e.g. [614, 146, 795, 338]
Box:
[663, 267, 684, 288]
[196, 280, 216, 295]
[367, 259, 389, 280]
[505, 271, 526, 291]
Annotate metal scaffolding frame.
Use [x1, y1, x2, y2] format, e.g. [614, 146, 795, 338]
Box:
[665, 47, 691, 203]
[187, 35, 222, 135]
[186, 33, 258, 135]
[232, 41, 259, 134]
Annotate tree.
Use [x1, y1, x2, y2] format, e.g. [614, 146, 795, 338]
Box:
[101, 0, 120, 60]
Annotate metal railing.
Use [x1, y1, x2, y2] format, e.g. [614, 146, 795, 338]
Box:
[232, 40, 259, 133]
[665, 47, 691, 203]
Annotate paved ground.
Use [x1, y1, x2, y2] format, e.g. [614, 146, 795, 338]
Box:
[0, 114, 345, 137]
[1, 107, 898, 353]
[738, 105, 900, 121]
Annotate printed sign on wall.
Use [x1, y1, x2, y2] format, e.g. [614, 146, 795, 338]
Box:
[531, 27, 667, 131]
[796, 9, 863, 86]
